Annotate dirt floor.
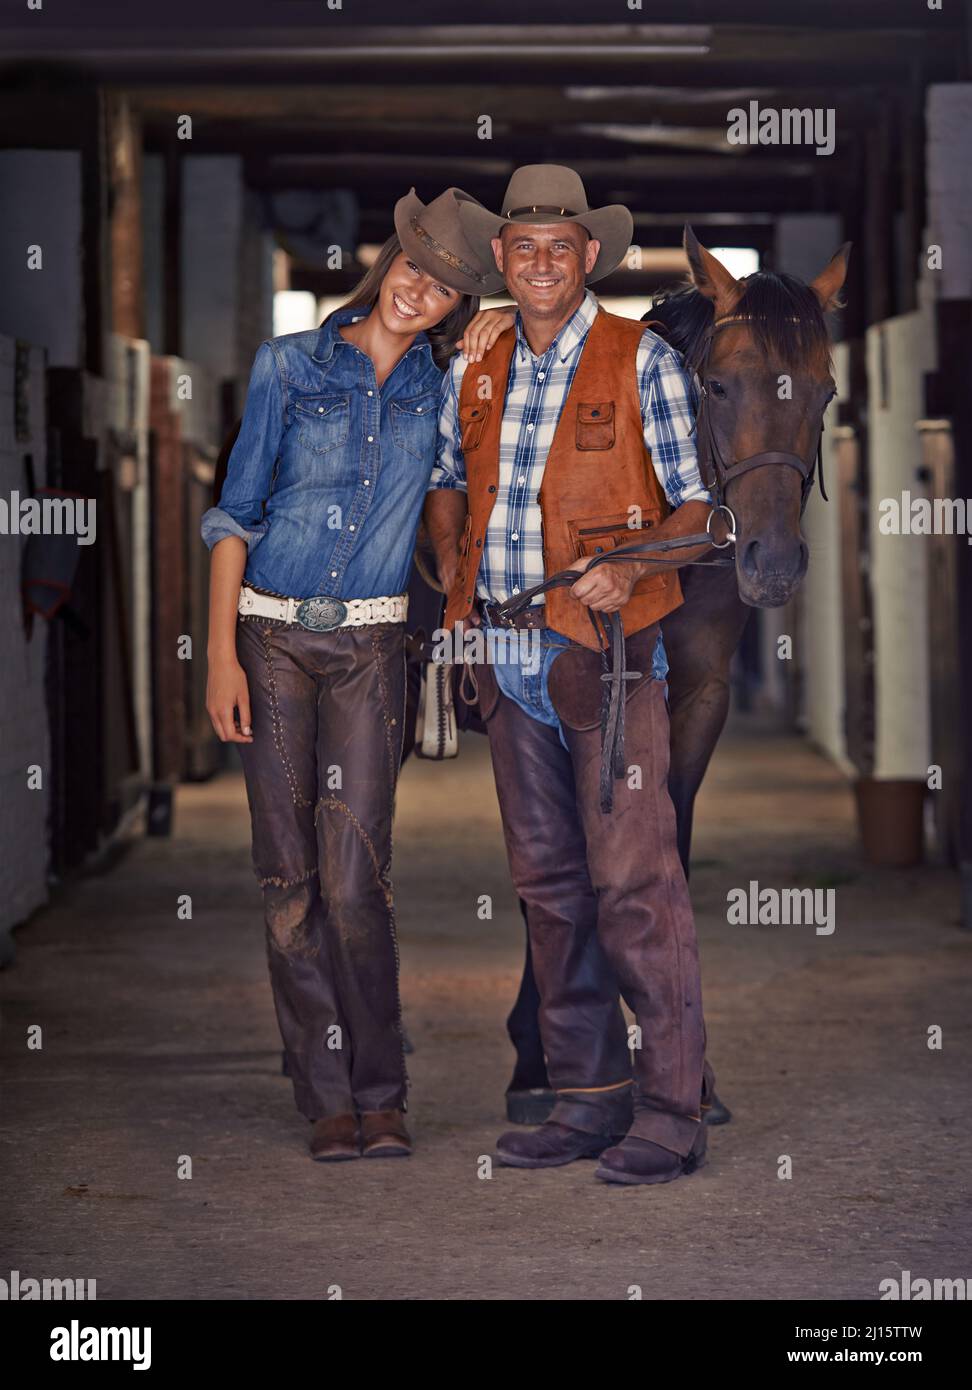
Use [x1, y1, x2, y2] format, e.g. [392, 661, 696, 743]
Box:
[2, 718, 970, 1301]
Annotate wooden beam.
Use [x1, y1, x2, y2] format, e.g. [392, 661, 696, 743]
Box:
[0, 1, 962, 32]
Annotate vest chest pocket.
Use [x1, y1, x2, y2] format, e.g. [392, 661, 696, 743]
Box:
[296, 395, 351, 456]
[575, 401, 615, 452]
[459, 400, 490, 453]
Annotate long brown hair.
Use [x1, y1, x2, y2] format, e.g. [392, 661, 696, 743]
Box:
[331, 235, 479, 372]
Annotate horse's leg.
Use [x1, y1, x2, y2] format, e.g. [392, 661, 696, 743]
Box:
[662, 566, 750, 875]
[662, 565, 751, 1126]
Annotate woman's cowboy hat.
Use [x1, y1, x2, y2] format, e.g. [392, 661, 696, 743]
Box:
[393, 187, 505, 297]
[457, 165, 634, 284]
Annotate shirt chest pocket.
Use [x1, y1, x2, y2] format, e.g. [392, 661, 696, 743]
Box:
[295, 395, 351, 456]
[576, 401, 616, 451]
[390, 394, 437, 462]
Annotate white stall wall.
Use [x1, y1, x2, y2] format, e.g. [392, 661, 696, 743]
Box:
[800, 342, 851, 772]
[866, 304, 937, 779]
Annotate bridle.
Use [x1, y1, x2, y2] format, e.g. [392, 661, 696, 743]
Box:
[692, 312, 829, 545]
[494, 310, 831, 812]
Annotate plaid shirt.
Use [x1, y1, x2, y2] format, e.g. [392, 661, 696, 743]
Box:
[429, 289, 710, 606]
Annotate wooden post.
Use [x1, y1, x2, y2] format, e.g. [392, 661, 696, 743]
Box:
[107, 92, 145, 340]
[163, 144, 182, 357]
[79, 89, 110, 377]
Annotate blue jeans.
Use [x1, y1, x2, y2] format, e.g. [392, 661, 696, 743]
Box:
[485, 616, 668, 745]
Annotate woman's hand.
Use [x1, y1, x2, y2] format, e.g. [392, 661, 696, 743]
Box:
[206, 654, 253, 743]
[457, 305, 517, 362]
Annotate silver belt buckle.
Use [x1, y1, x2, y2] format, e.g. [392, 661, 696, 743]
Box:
[295, 596, 348, 632]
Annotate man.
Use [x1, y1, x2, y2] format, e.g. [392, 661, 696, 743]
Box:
[424, 165, 718, 1185]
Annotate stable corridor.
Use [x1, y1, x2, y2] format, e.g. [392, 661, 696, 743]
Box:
[1, 721, 968, 1301]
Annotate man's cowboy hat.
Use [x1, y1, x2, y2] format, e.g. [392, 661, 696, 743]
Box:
[457, 165, 634, 285]
[393, 187, 505, 297]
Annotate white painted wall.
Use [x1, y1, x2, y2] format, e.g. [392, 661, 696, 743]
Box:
[866, 305, 937, 779]
[800, 342, 850, 770]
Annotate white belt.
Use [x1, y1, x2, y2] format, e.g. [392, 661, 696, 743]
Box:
[238, 585, 408, 632]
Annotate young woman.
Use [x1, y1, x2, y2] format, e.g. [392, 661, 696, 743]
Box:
[202, 188, 511, 1162]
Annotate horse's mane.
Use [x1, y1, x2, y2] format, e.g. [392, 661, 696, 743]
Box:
[644, 271, 831, 374]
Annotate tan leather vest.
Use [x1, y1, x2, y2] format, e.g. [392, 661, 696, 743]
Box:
[443, 307, 683, 650]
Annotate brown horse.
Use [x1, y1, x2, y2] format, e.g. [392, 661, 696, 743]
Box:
[503, 229, 851, 1123]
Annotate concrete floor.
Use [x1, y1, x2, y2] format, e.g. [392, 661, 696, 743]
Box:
[2, 720, 969, 1301]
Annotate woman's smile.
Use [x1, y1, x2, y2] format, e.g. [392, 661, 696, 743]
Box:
[391, 291, 421, 320]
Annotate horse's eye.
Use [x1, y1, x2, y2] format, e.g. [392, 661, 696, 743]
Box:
[708, 379, 727, 399]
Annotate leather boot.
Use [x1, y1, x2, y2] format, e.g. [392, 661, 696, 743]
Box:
[595, 1123, 707, 1186]
[310, 1113, 360, 1162]
[496, 1121, 623, 1169]
[360, 1109, 412, 1158]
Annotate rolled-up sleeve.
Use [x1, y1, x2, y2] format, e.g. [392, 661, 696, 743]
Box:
[639, 334, 712, 510]
[427, 355, 468, 493]
[201, 341, 286, 552]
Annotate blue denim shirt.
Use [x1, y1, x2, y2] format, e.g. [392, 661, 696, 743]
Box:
[200, 308, 442, 599]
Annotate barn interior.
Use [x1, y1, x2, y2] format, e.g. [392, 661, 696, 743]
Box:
[1, 0, 970, 1301]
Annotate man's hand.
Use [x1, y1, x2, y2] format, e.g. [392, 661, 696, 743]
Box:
[569, 552, 641, 613]
[568, 500, 719, 612]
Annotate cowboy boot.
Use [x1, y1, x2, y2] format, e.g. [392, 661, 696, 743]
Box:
[310, 1113, 360, 1163]
[496, 1121, 625, 1169]
[594, 1123, 708, 1186]
[360, 1109, 412, 1158]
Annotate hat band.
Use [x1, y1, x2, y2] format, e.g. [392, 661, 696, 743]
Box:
[409, 216, 484, 287]
[505, 205, 579, 220]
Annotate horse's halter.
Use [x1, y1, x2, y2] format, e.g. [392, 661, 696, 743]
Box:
[693, 312, 829, 546]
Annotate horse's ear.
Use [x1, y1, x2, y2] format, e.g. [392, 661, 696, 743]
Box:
[811, 242, 852, 312]
[683, 224, 742, 315]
